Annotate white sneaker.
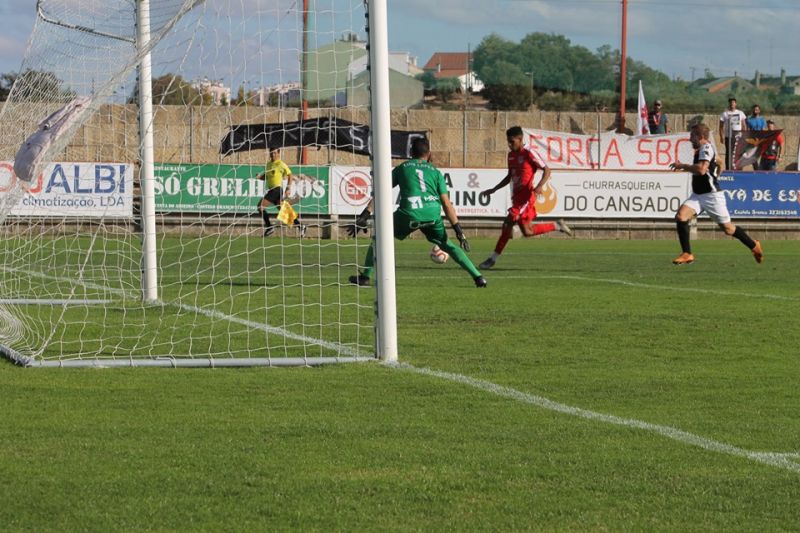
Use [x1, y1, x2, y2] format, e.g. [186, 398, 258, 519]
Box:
[479, 257, 496, 269]
[557, 219, 574, 237]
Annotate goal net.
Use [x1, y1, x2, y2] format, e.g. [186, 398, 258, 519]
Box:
[0, 0, 381, 367]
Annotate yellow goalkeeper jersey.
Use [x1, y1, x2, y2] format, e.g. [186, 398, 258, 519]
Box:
[262, 159, 292, 189]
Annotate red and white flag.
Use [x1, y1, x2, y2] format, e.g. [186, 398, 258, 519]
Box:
[637, 80, 650, 136]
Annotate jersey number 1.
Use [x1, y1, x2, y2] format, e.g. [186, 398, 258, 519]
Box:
[415, 169, 427, 192]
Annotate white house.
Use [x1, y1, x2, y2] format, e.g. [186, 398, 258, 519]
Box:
[191, 79, 231, 106]
[423, 52, 484, 92]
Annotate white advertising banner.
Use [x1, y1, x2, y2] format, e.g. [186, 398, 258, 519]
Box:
[330, 166, 373, 215]
[522, 128, 694, 171]
[534, 170, 690, 219]
[330, 166, 511, 216]
[331, 165, 690, 219]
[0, 161, 133, 218]
[441, 168, 510, 217]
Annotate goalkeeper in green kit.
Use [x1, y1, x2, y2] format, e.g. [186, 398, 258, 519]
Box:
[347, 138, 487, 288]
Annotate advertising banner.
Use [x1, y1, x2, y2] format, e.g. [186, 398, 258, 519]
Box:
[220, 118, 427, 159]
[0, 161, 132, 218]
[534, 170, 690, 218]
[522, 128, 694, 171]
[719, 171, 800, 218]
[330, 166, 373, 215]
[329, 166, 511, 216]
[154, 163, 328, 214]
[441, 168, 511, 217]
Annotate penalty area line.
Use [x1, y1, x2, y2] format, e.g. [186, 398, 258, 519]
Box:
[395, 363, 800, 475]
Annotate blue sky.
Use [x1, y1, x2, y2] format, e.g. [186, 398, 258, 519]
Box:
[1, 1, 798, 86]
[389, 0, 800, 81]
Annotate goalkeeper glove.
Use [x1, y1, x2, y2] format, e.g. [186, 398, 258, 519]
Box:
[453, 223, 470, 252]
[344, 207, 371, 238]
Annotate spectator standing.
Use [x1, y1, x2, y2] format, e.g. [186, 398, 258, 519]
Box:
[759, 120, 784, 171]
[648, 99, 669, 134]
[746, 104, 766, 131]
[719, 97, 747, 168]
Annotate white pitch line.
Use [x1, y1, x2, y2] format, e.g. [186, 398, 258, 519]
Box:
[407, 273, 800, 302]
[7, 267, 799, 474]
[179, 302, 361, 357]
[394, 363, 800, 475]
[0, 299, 113, 305]
[4, 267, 362, 357]
[544, 275, 800, 302]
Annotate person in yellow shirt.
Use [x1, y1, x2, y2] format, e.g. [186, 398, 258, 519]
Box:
[256, 148, 305, 237]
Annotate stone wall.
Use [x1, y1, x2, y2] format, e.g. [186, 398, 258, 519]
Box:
[4, 104, 797, 170]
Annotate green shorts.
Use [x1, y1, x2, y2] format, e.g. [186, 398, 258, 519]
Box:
[393, 211, 447, 247]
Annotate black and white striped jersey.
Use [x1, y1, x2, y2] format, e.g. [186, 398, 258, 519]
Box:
[691, 142, 721, 195]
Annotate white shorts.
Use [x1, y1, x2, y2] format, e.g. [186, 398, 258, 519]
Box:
[682, 191, 731, 224]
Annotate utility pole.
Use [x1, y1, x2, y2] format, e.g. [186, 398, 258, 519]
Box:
[617, 0, 628, 133]
[463, 44, 470, 166]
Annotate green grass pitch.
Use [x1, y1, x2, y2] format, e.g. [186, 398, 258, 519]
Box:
[2, 237, 800, 530]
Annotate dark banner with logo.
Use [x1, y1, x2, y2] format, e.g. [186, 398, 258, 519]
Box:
[733, 130, 784, 170]
[220, 118, 427, 159]
[719, 171, 800, 218]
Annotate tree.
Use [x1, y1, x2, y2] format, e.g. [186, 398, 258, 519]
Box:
[434, 77, 461, 103]
[0, 72, 16, 101]
[1, 69, 75, 102]
[415, 71, 437, 93]
[236, 85, 249, 106]
[472, 32, 754, 113]
[474, 33, 594, 109]
[127, 74, 210, 105]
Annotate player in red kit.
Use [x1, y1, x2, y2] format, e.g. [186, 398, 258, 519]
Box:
[478, 126, 572, 269]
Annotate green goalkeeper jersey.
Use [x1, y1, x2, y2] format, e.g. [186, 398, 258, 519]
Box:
[391, 159, 447, 220]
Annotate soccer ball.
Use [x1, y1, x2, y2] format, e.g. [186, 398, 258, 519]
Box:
[430, 245, 449, 264]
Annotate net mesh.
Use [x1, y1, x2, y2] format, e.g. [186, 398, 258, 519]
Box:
[0, 0, 375, 365]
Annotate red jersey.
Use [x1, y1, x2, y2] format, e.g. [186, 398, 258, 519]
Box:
[506, 146, 547, 225]
[760, 131, 784, 161]
[507, 146, 546, 200]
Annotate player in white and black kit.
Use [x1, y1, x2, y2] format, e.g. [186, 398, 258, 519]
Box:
[669, 123, 764, 265]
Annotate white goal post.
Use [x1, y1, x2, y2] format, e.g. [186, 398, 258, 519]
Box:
[0, 0, 397, 367]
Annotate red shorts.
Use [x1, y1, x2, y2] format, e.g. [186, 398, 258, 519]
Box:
[508, 192, 537, 226]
